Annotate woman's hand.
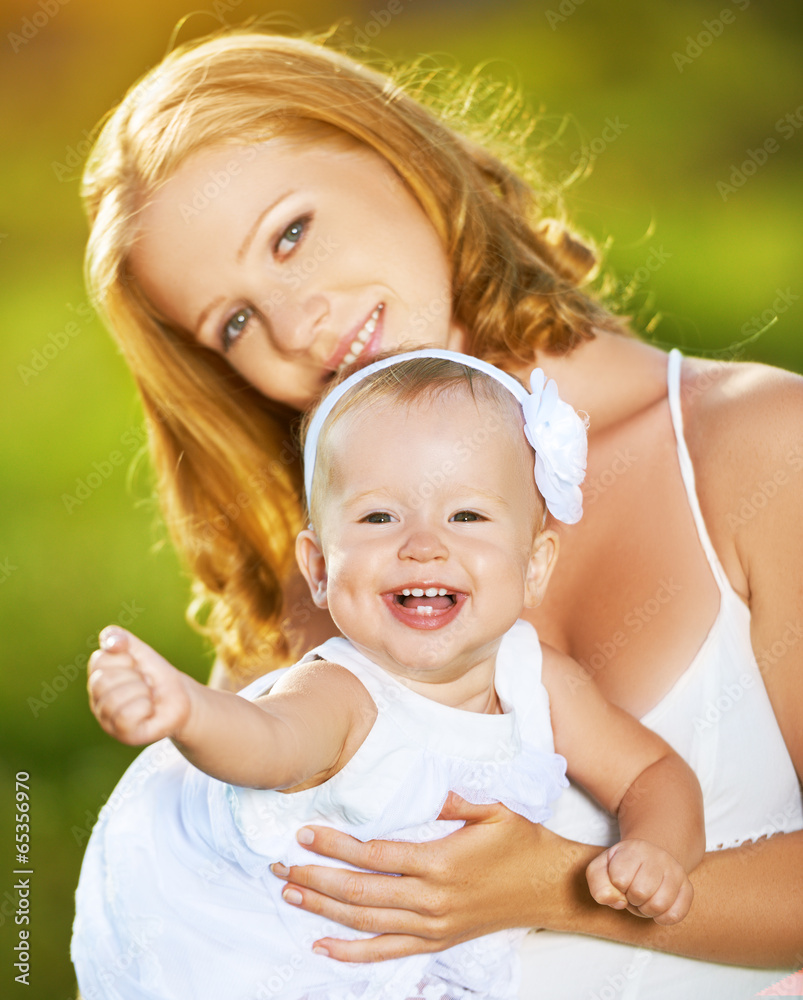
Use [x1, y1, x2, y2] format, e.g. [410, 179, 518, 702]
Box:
[270, 792, 597, 962]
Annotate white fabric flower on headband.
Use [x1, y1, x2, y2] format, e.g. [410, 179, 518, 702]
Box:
[303, 348, 589, 526]
[522, 369, 588, 525]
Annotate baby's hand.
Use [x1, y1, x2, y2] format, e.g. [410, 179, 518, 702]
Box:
[586, 839, 694, 925]
[88, 627, 192, 746]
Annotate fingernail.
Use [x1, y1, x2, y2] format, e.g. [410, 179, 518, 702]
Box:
[297, 828, 314, 845]
[282, 888, 302, 905]
[312, 946, 329, 957]
[271, 863, 289, 878]
[99, 627, 124, 651]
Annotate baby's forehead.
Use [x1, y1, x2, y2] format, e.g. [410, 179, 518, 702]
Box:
[321, 383, 532, 487]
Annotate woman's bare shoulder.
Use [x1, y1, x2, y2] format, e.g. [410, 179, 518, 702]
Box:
[681, 355, 803, 470]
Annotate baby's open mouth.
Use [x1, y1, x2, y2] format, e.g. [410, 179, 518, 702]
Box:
[394, 588, 457, 615]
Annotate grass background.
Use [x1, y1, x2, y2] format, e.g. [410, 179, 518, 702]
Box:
[1, 0, 801, 996]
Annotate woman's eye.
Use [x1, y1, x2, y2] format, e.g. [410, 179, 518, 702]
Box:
[222, 306, 254, 352]
[275, 217, 308, 255]
[450, 510, 484, 522]
[362, 512, 394, 524]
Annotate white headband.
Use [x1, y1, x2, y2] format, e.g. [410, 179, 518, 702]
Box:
[304, 348, 588, 524]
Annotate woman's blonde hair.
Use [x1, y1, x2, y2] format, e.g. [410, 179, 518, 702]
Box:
[81, 26, 626, 683]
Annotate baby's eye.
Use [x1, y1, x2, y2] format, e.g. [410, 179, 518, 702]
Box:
[222, 306, 254, 352]
[361, 512, 394, 524]
[275, 217, 308, 255]
[450, 510, 485, 522]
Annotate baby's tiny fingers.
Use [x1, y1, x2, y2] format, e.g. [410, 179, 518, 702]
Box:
[651, 879, 694, 926]
[94, 677, 153, 726]
[99, 626, 130, 653]
[586, 851, 628, 908]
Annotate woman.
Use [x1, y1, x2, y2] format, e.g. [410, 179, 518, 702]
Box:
[81, 28, 802, 997]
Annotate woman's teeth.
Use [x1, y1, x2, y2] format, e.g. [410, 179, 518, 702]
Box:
[340, 305, 383, 368]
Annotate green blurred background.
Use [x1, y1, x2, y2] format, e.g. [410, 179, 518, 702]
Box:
[1, 0, 801, 996]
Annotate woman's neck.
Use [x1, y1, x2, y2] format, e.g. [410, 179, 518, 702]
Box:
[508, 331, 670, 438]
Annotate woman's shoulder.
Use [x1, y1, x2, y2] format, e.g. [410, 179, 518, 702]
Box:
[681, 354, 803, 466]
[680, 354, 803, 594]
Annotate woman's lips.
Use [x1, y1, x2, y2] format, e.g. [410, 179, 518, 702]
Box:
[326, 303, 384, 371]
[381, 590, 467, 631]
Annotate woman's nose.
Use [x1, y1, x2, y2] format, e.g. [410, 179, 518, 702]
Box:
[257, 287, 331, 354]
[398, 528, 449, 563]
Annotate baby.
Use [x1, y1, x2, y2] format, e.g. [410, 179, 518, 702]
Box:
[73, 350, 703, 1000]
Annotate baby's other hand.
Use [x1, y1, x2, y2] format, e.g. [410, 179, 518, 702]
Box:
[586, 839, 694, 925]
[88, 627, 191, 746]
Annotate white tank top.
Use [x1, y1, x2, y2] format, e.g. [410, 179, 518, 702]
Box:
[521, 349, 803, 997]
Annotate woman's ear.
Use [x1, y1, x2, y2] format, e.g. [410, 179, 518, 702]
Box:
[296, 529, 328, 609]
[524, 529, 559, 609]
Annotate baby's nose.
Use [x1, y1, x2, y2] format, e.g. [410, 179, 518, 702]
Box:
[398, 529, 448, 561]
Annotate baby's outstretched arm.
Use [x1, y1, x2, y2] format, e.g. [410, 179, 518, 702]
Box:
[88, 627, 375, 791]
[543, 647, 705, 926]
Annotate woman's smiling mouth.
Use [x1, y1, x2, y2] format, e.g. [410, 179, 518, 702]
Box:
[328, 303, 384, 372]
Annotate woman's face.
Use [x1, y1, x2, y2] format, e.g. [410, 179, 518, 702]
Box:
[131, 137, 465, 409]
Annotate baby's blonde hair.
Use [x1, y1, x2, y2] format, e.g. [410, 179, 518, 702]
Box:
[301, 355, 538, 532]
[81, 27, 625, 682]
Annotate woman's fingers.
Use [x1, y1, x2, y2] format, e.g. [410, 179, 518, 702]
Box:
[280, 881, 435, 936]
[436, 791, 501, 824]
[292, 826, 432, 877]
[274, 863, 416, 909]
[313, 933, 442, 964]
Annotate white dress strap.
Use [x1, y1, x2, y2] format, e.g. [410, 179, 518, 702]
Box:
[666, 349, 730, 592]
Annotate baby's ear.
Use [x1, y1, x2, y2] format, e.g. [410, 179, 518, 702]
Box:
[296, 529, 328, 608]
[524, 529, 559, 609]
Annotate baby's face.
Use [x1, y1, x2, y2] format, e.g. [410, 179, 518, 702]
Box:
[299, 389, 552, 687]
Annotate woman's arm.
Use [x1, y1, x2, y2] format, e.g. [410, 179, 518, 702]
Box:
[89, 627, 373, 790]
[272, 798, 803, 966]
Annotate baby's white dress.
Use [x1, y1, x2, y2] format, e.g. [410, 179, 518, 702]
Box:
[72, 619, 567, 1000]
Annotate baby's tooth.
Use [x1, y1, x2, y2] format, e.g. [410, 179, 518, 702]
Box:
[437, 588, 448, 597]
[416, 606, 433, 615]
[402, 589, 411, 596]
[411, 588, 424, 597]
[424, 587, 438, 597]
[343, 351, 355, 364]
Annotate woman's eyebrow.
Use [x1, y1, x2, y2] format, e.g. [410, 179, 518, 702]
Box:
[236, 190, 294, 263]
[194, 191, 295, 336]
